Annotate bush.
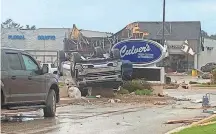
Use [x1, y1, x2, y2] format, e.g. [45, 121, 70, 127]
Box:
[118, 87, 130, 94]
[122, 79, 152, 93]
[135, 89, 152, 95]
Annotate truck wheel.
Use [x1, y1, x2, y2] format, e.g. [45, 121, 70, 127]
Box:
[43, 90, 56, 117]
[80, 88, 88, 96]
[112, 49, 121, 59]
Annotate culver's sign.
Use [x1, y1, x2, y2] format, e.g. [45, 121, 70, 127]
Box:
[112, 39, 164, 64]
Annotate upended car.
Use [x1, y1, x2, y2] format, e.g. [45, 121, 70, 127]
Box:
[59, 47, 123, 96]
[201, 62, 216, 72]
[1, 47, 59, 117]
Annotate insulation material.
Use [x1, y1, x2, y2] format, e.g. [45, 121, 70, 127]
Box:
[181, 44, 189, 53]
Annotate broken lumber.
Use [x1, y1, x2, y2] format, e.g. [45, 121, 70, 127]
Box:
[191, 114, 216, 126]
[198, 121, 216, 126]
[165, 118, 203, 124]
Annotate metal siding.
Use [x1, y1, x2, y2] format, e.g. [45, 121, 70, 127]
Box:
[115, 21, 201, 40]
[198, 38, 216, 69]
[1, 28, 70, 50]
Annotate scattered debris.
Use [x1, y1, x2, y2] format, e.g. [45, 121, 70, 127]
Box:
[173, 97, 191, 101]
[130, 92, 135, 95]
[183, 107, 204, 109]
[177, 81, 191, 89]
[116, 122, 132, 126]
[86, 96, 97, 98]
[96, 95, 101, 98]
[191, 99, 203, 103]
[191, 114, 216, 126]
[165, 118, 204, 124]
[198, 121, 216, 126]
[81, 97, 91, 103]
[203, 109, 216, 114]
[108, 99, 121, 103]
[108, 99, 115, 103]
[158, 94, 165, 97]
[164, 83, 179, 89]
[68, 87, 81, 99]
[115, 99, 121, 103]
[154, 101, 167, 105]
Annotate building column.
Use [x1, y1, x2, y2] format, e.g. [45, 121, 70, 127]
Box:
[194, 54, 198, 69]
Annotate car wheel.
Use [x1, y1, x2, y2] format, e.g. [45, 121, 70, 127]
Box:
[43, 90, 56, 117]
[80, 88, 88, 96]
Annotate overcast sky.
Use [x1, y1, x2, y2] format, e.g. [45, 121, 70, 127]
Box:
[1, 0, 216, 34]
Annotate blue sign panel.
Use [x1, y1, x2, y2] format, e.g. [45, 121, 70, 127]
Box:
[112, 39, 163, 64]
[37, 35, 56, 40]
[8, 35, 25, 40]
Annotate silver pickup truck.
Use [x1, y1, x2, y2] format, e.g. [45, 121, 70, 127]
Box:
[60, 47, 123, 96]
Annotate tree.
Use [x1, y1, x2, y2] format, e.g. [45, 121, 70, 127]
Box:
[209, 34, 216, 40]
[201, 30, 209, 38]
[201, 30, 216, 40]
[1, 19, 36, 30]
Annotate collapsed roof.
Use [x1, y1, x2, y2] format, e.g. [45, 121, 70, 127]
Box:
[64, 21, 201, 52]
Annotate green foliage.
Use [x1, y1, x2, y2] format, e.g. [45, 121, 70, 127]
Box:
[122, 79, 152, 93]
[174, 123, 216, 134]
[1, 19, 36, 29]
[118, 87, 129, 94]
[135, 89, 152, 95]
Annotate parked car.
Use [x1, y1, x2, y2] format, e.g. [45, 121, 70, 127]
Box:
[201, 62, 216, 72]
[40, 63, 58, 74]
[1, 47, 59, 117]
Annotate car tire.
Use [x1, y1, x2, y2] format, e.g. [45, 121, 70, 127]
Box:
[80, 88, 88, 96]
[43, 90, 56, 117]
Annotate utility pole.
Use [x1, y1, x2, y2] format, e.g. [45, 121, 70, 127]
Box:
[162, 0, 166, 46]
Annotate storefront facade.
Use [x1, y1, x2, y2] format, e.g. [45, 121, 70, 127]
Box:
[1, 21, 202, 71]
[1, 28, 70, 50]
[111, 21, 202, 72]
[198, 38, 216, 69]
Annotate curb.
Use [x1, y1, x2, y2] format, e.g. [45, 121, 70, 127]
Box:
[165, 114, 216, 134]
[191, 114, 216, 126]
[164, 125, 190, 134]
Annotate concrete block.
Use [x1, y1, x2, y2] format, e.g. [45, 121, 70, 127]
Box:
[59, 86, 69, 98]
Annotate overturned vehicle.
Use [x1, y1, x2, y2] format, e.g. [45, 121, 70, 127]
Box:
[58, 47, 124, 96]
